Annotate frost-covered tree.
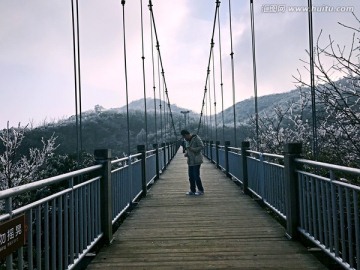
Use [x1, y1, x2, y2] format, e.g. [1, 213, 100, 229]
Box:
[294, 13, 360, 166]
[0, 123, 58, 191]
[248, 91, 312, 155]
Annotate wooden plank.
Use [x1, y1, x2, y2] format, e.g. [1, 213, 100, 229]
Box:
[87, 150, 326, 269]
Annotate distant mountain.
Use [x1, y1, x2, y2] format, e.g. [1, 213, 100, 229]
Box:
[220, 88, 306, 125]
[114, 98, 196, 115]
[11, 78, 351, 157]
[15, 99, 194, 157]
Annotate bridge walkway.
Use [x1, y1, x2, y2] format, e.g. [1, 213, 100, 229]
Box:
[87, 150, 326, 269]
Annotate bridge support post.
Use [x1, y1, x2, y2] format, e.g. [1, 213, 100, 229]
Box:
[216, 141, 220, 168]
[153, 143, 160, 180]
[224, 141, 231, 178]
[161, 143, 167, 171]
[284, 143, 302, 240]
[209, 141, 214, 163]
[241, 141, 250, 195]
[94, 149, 113, 245]
[137, 145, 147, 197]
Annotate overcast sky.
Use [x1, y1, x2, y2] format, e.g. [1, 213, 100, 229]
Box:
[1, 0, 359, 128]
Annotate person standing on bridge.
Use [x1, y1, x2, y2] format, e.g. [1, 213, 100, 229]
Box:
[181, 129, 205, 196]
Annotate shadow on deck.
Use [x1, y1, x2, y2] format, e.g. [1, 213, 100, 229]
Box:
[86, 150, 326, 269]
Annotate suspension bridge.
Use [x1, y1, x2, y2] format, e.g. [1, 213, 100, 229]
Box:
[1, 0, 360, 269]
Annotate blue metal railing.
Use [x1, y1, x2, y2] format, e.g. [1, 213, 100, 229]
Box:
[218, 147, 226, 170]
[203, 141, 360, 270]
[228, 147, 242, 183]
[0, 142, 179, 270]
[247, 151, 286, 220]
[146, 151, 157, 185]
[0, 165, 103, 270]
[296, 159, 360, 270]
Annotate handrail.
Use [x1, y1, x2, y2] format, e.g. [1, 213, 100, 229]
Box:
[111, 153, 142, 165]
[247, 149, 284, 159]
[295, 169, 360, 191]
[204, 141, 360, 270]
[0, 164, 103, 200]
[295, 158, 360, 175]
[0, 142, 180, 270]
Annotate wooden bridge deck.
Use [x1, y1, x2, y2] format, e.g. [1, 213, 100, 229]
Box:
[87, 150, 326, 269]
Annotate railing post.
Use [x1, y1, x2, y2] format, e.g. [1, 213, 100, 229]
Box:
[259, 153, 265, 201]
[161, 143, 167, 171]
[241, 141, 250, 195]
[204, 141, 208, 158]
[94, 149, 113, 245]
[225, 141, 231, 178]
[137, 145, 147, 197]
[171, 141, 175, 158]
[210, 140, 214, 163]
[153, 143, 160, 180]
[169, 141, 172, 160]
[284, 143, 302, 240]
[216, 141, 220, 168]
[167, 142, 170, 164]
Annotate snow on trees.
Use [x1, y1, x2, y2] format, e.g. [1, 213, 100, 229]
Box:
[0, 123, 58, 191]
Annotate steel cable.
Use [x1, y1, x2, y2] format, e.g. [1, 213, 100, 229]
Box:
[120, 0, 131, 157]
[148, 0, 178, 138]
[149, 2, 158, 145]
[140, 0, 149, 149]
[217, 3, 225, 144]
[228, 0, 237, 146]
[197, 1, 220, 135]
[250, 0, 259, 150]
[308, 0, 318, 159]
[212, 44, 218, 143]
[71, 0, 83, 164]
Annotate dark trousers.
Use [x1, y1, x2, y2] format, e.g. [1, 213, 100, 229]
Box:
[188, 165, 204, 193]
